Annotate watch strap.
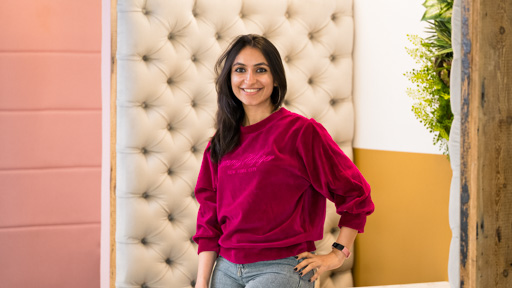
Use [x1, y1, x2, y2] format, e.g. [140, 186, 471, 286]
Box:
[332, 242, 351, 258]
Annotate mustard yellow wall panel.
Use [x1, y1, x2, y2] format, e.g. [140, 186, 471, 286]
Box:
[353, 149, 451, 286]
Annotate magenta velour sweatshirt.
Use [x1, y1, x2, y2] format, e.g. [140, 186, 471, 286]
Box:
[193, 108, 374, 264]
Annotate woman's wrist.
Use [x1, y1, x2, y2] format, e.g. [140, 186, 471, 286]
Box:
[195, 278, 210, 288]
[330, 248, 346, 262]
[196, 274, 211, 286]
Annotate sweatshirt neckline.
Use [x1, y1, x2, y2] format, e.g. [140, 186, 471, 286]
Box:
[240, 108, 287, 134]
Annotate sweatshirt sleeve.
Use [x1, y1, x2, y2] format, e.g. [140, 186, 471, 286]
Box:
[192, 145, 221, 254]
[297, 119, 374, 233]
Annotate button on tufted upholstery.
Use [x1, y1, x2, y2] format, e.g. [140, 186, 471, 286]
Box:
[116, 1, 355, 287]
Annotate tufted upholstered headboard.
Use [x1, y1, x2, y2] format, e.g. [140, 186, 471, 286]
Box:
[115, 0, 356, 287]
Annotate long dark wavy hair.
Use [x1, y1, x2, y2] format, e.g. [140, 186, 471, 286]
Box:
[209, 34, 287, 163]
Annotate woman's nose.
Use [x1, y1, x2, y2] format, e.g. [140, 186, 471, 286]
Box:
[244, 71, 255, 83]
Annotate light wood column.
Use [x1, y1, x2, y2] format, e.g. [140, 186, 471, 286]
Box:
[110, 0, 117, 287]
[460, 0, 512, 287]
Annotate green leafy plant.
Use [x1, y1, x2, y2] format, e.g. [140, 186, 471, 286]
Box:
[405, 0, 454, 155]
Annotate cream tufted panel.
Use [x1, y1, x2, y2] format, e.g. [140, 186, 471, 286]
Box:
[116, 0, 355, 287]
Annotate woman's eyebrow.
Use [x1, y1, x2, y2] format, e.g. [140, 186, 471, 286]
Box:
[232, 62, 269, 67]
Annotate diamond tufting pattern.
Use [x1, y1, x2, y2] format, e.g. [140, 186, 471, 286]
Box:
[116, 1, 355, 287]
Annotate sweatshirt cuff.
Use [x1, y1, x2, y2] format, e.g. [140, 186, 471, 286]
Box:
[338, 212, 367, 233]
[196, 238, 220, 255]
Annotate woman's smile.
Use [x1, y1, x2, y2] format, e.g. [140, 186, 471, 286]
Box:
[241, 88, 262, 93]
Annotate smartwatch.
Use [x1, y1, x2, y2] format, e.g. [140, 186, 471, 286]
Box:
[332, 242, 351, 258]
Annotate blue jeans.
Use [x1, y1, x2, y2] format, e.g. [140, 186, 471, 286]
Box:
[211, 256, 315, 288]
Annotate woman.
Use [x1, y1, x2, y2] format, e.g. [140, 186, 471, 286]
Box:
[193, 34, 374, 288]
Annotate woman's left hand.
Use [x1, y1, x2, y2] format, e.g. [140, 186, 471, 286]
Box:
[294, 250, 345, 282]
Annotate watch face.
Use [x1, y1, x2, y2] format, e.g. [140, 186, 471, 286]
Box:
[332, 242, 345, 250]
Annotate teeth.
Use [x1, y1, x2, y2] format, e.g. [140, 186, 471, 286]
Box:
[243, 88, 259, 92]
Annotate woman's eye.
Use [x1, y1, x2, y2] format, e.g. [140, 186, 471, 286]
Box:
[256, 68, 267, 73]
[234, 67, 245, 73]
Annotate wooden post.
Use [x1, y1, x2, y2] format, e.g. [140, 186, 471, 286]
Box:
[110, 0, 117, 287]
[460, 0, 512, 287]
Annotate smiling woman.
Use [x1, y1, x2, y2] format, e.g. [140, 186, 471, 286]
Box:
[193, 34, 374, 288]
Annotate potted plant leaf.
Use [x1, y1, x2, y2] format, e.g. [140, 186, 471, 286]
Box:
[405, 0, 454, 155]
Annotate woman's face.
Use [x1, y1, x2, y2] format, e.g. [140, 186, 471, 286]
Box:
[231, 46, 275, 113]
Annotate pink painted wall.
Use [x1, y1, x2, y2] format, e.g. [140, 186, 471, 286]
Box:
[0, 1, 102, 287]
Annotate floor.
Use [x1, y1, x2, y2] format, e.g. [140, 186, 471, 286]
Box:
[357, 282, 450, 288]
